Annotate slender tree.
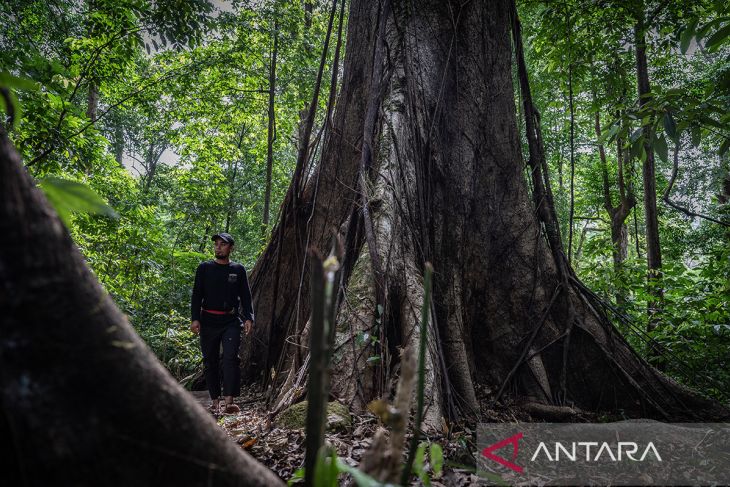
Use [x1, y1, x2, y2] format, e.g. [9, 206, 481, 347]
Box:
[85, 0, 99, 124]
[595, 105, 635, 304]
[634, 5, 663, 331]
[566, 4, 576, 265]
[263, 18, 279, 231]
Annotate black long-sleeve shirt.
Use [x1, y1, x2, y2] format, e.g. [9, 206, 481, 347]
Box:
[191, 260, 254, 323]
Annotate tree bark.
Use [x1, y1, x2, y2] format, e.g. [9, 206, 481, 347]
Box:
[226, 126, 246, 233]
[304, 1, 313, 29]
[245, 0, 728, 424]
[87, 82, 98, 123]
[85, 0, 98, 124]
[0, 133, 282, 485]
[114, 121, 124, 165]
[141, 141, 166, 195]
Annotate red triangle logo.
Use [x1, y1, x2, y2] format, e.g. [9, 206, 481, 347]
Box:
[481, 432, 524, 473]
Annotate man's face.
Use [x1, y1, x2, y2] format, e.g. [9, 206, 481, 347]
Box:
[213, 239, 233, 259]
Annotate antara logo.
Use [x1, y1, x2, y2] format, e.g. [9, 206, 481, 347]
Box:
[481, 432, 524, 473]
[481, 433, 663, 474]
[530, 442, 662, 462]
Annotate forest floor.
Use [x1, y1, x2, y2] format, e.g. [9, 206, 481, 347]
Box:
[188, 385, 730, 485]
[188, 385, 520, 485]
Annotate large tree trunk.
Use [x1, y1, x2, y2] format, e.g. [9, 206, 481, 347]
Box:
[0, 133, 282, 485]
[245, 0, 728, 424]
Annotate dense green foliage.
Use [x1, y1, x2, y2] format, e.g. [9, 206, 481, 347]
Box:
[2, 0, 728, 399]
[520, 0, 730, 399]
[1, 0, 337, 380]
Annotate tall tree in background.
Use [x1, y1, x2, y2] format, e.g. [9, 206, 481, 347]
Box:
[595, 101, 635, 304]
[247, 0, 727, 425]
[263, 17, 279, 231]
[634, 2, 664, 331]
[85, 0, 99, 123]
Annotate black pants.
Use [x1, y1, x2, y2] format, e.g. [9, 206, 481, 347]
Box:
[199, 317, 241, 399]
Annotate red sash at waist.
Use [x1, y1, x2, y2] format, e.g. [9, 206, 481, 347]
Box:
[202, 308, 233, 315]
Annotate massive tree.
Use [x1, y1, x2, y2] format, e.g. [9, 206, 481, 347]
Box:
[0, 132, 281, 485]
[246, 0, 728, 426]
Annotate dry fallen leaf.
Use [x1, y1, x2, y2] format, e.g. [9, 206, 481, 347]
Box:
[241, 438, 258, 449]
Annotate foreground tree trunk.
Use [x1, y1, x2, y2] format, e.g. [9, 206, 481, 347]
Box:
[245, 0, 728, 425]
[0, 134, 281, 485]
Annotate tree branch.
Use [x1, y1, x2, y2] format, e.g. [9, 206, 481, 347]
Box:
[26, 54, 211, 167]
[663, 142, 729, 227]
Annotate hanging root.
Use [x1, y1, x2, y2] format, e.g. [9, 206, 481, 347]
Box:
[571, 279, 730, 420]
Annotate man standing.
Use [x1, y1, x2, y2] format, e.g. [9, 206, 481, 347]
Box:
[190, 232, 254, 414]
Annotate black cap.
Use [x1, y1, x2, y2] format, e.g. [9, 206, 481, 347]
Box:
[211, 232, 235, 245]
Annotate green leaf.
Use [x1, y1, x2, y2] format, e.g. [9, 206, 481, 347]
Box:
[697, 17, 724, 38]
[0, 88, 21, 129]
[286, 467, 304, 487]
[0, 72, 38, 129]
[706, 24, 730, 51]
[430, 443, 444, 477]
[0, 71, 39, 91]
[665, 88, 684, 96]
[413, 443, 430, 486]
[355, 331, 370, 347]
[718, 69, 730, 93]
[630, 137, 644, 160]
[663, 111, 677, 141]
[701, 116, 724, 129]
[313, 448, 339, 487]
[654, 134, 668, 162]
[680, 20, 697, 54]
[630, 127, 643, 142]
[366, 355, 381, 365]
[335, 458, 382, 487]
[691, 127, 702, 147]
[720, 138, 730, 157]
[601, 123, 620, 145]
[39, 177, 118, 226]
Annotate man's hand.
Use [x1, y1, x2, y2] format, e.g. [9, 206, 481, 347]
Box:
[244, 320, 253, 336]
[191, 320, 201, 335]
